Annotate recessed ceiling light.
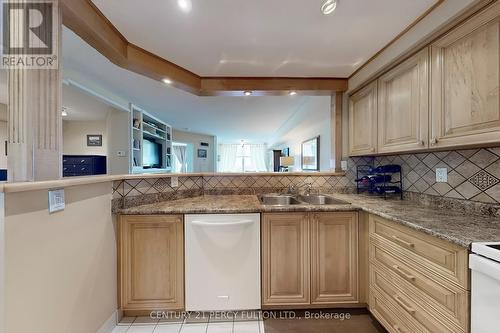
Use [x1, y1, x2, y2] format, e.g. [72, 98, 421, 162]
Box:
[244, 91, 252, 96]
[177, 0, 192, 13]
[162, 78, 172, 85]
[321, 0, 337, 15]
[289, 91, 297, 96]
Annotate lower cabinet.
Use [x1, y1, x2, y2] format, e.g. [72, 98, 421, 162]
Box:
[119, 215, 184, 313]
[262, 212, 359, 308]
[368, 215, 470, 333]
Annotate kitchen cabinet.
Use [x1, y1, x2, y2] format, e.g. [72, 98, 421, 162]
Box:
[430, 2, 500, 149]
[311, 212, 358, 304]
[119, 215, 184, 313]
[369, 215, 469, 333]
[262, 212, 359, 308]
[377, 48, 429, 153]
[349, 81, 378, 156]
[261, 213, 310, 306]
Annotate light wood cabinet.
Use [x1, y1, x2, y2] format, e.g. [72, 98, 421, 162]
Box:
[119, 215, 184, 313]
[262, 212, 359, 308]
[430, 2, 500, 149]
[349, 81, 378, 156]
[369, 215, 470, 333]
[311, 212, 358, 304]
[378, 48, 429, 153]
[261, 213, 310, 306]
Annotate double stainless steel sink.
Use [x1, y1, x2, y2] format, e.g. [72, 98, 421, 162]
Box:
[259, 194, 349, 206]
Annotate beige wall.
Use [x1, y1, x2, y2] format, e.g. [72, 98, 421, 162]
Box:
[173, 129, 216, 172]
[270, 97, 332, 171]
[4, 182, 117, 333]
[106, 108, 130, 175]
[63, 120, 107, 156]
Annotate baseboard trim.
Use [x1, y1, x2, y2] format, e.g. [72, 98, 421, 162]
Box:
[96, 310, 119, 333]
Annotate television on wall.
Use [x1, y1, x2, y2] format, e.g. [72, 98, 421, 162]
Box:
[143, 139, 162, 168]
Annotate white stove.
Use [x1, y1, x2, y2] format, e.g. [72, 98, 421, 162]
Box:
[470, 242, 500, 333]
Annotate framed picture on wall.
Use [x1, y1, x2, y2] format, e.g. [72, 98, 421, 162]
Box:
[87, 134, 102, 147]
[301, 136, 320, 171]
[197, 149, 207, 158]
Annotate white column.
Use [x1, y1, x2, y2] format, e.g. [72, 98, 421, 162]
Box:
[7, 1, 62, 182]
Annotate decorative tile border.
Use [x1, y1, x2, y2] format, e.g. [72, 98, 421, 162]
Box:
[347, 147, 500, 204]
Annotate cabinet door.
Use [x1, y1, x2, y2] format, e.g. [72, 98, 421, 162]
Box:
[311, 212, 358, 304]
[262, 213, 310, 306]
[378, 48, 429, 153]
[119, 215, 184, 312]
[349, 81, 378, 156]
[430, 2, 500, 148]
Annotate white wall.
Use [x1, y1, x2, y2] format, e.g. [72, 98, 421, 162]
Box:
[269, 97, 332, 171]
[172, 129, 216, 172]
[63, 120, 107, 156]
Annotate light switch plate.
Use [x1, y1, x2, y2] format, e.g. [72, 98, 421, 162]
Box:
[117, 150, 126, 157]
[436, 168, 448, 183]
[341, 160, 348, 171]
[171, 177, 179, 188]
[48, 189, 65, 213]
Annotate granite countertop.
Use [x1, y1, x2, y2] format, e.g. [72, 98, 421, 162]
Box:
[118, 195, 263, 214]
[117, 194, 500, 248]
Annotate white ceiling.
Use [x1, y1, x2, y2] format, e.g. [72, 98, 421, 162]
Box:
[62, 84, 112, 121]
[91, 0, 436, 77]
[63, 28, 325, 143]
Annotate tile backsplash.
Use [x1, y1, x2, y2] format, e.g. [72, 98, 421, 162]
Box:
[112, 147, 500, 208]
[347, 147, 500, 204]
[113, 174, 353, 208]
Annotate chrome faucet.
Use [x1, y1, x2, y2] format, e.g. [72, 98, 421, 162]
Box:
[287, 182, 313, 195]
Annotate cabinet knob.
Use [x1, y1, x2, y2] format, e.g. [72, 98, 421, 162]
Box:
[420, 140, 425, 146]
[430, 137, 438, 145]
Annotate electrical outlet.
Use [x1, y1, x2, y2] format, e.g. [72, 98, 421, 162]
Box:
[117, 150, 126, 157]
[171, 177, 179, 188]
[436, 168, 448, 183]
[341, 160, 348, 171]
[48, 189, 65, 213]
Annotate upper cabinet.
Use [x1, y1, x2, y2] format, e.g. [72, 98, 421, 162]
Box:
[349, 81, 378, 156]
[378, 48, 429, 153]
[348, 2, 500, 156]
[430, 2, 500, 149]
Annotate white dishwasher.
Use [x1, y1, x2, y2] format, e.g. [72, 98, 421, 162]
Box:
[185, 214, 261, 311]
[470, 242, 500, 333]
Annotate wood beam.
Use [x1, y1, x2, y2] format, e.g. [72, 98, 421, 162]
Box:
[60, 0, 348, 95]
[200, 77, 348, 96]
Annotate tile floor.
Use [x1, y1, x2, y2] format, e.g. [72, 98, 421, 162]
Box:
[112, 310, 386, 333]
[112, 316, 264, 333]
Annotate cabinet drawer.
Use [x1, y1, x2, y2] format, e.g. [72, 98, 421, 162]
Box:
[370, 243, 469, 329]
[370, 288, 424, 333]
[370, 263, 465, 333]
[369, 215, 468, 289]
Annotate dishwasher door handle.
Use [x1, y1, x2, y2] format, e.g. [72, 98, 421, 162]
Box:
[191, 220, 254, 227]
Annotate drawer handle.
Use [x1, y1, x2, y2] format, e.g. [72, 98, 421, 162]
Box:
[393, 325, 408, 333]
[392, 265, 416, 282]
[393, 295, 416, 315]
[392, 235, 414, 248]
